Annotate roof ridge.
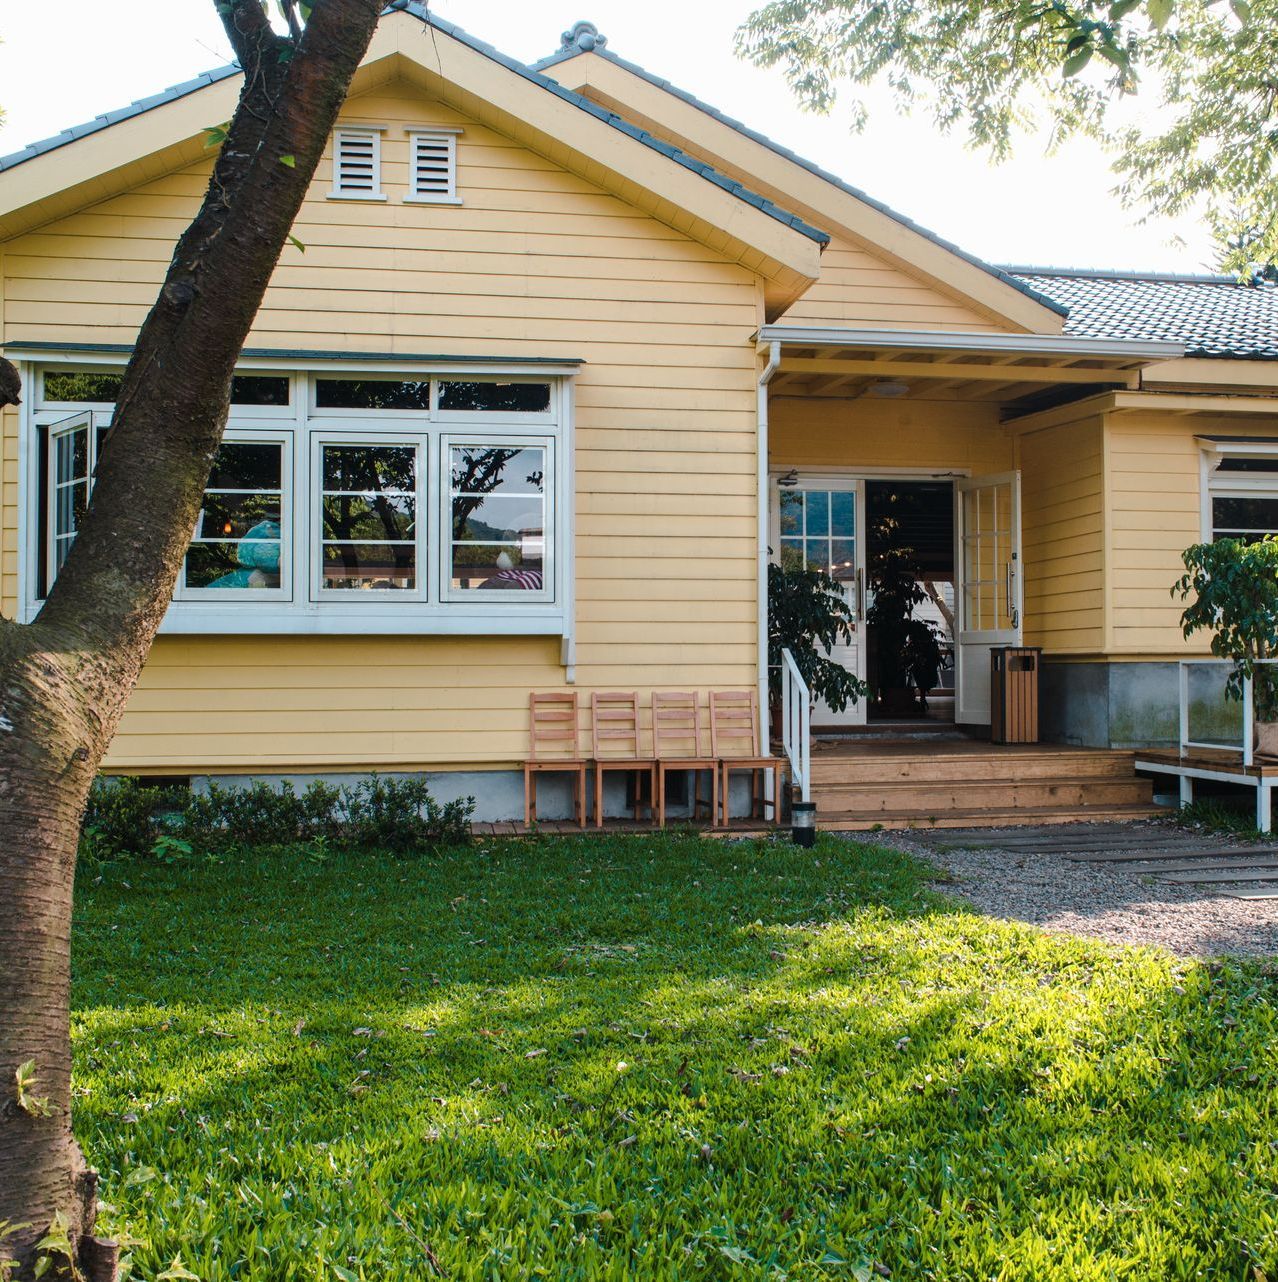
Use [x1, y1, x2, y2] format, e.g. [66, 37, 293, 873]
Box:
[529, 39, 1067, 319]
[1005, 264, 1237, 285]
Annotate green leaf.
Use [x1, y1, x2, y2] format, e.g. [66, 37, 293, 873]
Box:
[1063, 46, 1094, 76]
[279, 154, 296, 168]
[156, 1256, 201, 1281]
[202, 122, 231, 149]
[331, 1267, 359, 1282]
[287, 234, 307, 254]
[1108, 0, 1143, 17]
[1231, 0, 1252, 23]
[1146, 0, 1175, 29]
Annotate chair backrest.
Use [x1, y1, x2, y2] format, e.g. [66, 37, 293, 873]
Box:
[529, 691, 580, 760]
[652, 691, 704, 759]
[591, 691, 644, 759]
[710, 689, 760, 757]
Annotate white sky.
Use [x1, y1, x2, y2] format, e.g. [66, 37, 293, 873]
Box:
[0, 0, 1217, 274]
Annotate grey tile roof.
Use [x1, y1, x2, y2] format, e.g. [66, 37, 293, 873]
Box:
[0, 3, 829, 249]
[1007, 268, 1278, 361]
[532, 39, 1068, 320]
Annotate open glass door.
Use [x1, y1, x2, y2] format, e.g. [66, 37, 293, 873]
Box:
[773, 477, 867, 728]
[956, 472, 1022, 726]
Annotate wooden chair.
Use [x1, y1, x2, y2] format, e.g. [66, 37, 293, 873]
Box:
[711, 689, 783, 827]
[523, 692, 587, 829]
[589, 691, 657, 828]
[652, 691, 717, 828]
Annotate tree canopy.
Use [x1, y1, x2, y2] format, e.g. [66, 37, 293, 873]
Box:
[736, 0, 1274, 271]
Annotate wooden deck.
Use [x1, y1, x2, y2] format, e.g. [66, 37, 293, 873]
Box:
[471, 818, 776, 838]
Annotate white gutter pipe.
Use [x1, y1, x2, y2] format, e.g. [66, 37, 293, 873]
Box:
[758, 340, 781, 746]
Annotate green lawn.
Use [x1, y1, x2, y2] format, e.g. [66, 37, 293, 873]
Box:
[73, 833, 1278, 1281]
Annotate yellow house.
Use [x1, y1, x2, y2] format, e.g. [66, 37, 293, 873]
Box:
[3, 6, 1277, 825]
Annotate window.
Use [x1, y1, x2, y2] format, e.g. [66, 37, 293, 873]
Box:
[406, 128, 462, 204]
[329, 125, 386, 201]
[778, 486, 857, 582]
[27, 366, 570, 635]
[1207, 445, 1278, 542]
[447, 443, 549, 596]
[315, 441, 421, 594]
[181, 438, 289, 597]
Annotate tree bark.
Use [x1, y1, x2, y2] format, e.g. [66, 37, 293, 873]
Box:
[0, 3, 383, 1276]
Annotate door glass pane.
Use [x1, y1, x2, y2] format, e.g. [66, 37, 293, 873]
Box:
[830, 490, 856, 538]
[779, 490, 802, 536]
[449, 445, 546, 593]
[319, 444, 417, 591]
[185, 441, 286, 590]
[805, 490, 829, 536]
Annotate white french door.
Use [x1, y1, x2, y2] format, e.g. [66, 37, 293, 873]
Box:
[955, 471, 1022, 725]
[771, 476, 867, 728]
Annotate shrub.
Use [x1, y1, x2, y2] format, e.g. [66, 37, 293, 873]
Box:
[80, 776, 184, 863]
[338, 774, 474, 855]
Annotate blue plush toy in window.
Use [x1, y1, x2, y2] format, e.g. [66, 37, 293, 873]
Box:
[207, 519, 282, 590]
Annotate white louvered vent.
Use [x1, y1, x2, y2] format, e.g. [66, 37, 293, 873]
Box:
[406, 128, 462, 204]
[329, 126, 386, 200]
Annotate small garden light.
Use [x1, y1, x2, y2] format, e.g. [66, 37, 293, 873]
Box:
[791, 801, 816, 847]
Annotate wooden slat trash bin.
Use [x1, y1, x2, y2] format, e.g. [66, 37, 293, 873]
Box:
[990, 647, 1042, 744]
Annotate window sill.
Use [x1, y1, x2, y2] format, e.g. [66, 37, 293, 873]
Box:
[153, 603, 567, 637]
[325, 192, 388, 202]
[404, 195, 464, 205]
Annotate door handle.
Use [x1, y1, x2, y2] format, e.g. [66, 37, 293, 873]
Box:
[1007, 561, 1019, 629]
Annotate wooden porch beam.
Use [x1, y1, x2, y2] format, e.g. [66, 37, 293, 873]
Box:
[781, 357, 1140, 386]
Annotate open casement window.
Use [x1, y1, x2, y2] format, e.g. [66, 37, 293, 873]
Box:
[178, 434, 291, 600]
[406, 128, 462, 204]
[445, 439, 553, 601]
[313, 438, 425, 597]
[46, 411, 95, 581]
[328, 125, 386, 201]
[1207, 445, 1278, 542]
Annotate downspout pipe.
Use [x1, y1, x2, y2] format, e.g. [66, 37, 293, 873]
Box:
[757, 340, 781, 743]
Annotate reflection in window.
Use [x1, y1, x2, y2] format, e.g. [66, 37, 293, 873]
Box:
[319, 443, 417, 590]
[49, 417, 92, 574]
[778, 487, 856, 580]
[315, 379, 432, 411]
[438, 381, 551, 413]
[44, 370, 123, 403]
[230, 375, 290, 407]
[449, 445, 546, 592]
[186, 442, 285, 591]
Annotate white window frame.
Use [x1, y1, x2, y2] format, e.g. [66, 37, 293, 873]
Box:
[175, 427, 294, 603]
[309, 430, 428, 602]
[441, 432, 556, 606]
[1200, 440, 1278, 542]
[328, 124, 387, 202]
[18, 360, 576, 645]
[405, 127, 463, 205]
[45, 410, 95, 582]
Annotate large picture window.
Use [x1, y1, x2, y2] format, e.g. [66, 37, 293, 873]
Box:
[1207, 447, 1278, 543]
[26, 366, 571, 635]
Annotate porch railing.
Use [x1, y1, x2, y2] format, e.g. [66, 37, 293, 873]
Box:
[1177, 658, 1278, 766]
[780, 647, 811, 803]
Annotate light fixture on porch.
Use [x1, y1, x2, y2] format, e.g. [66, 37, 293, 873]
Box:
[777, 469, 800, 488]
[867, 380, 910, 399]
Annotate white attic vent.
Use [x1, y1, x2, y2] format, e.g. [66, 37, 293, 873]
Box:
[329, 125, 387, 201]
[406, 128, 463, 205]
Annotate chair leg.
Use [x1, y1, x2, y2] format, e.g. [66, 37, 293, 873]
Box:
[595, 766, 604, 830]
[578, 766, 587, 829]
[657, 767, 667, 829]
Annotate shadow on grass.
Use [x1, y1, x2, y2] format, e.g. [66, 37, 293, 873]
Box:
[72, 833, 1278, 1281]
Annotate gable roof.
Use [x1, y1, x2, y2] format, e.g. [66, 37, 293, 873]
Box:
[0, 5, 826, 317]
[1008, 268, 1278, 361]
[535, 28, 1068, 335]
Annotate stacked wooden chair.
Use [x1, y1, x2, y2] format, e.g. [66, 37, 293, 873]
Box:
[590, 691, 657, 828]
[523, 691, 587, 828]
[652, 690, 718, 828]
[709, 689, 782, 827]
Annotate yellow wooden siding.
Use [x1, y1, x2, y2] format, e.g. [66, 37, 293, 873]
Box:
[775, 234, 1005, 333]
[769, 396, 1011, 472]
[1018, 417, 1106, 654]
[1102, 411, 1276, 657]
[1, 80, 764, 773]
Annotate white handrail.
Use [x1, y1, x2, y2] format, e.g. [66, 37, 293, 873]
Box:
[780, 647, 811, 804]
[1177, 657, 1278, 766]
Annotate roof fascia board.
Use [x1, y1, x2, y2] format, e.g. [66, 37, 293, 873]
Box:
[543, 49, 1068, 335]
[1142, 357, 1278, 389]
[757, 324, 1185, 364]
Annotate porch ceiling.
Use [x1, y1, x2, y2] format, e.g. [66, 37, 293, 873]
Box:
[757, 325, 1185, 408]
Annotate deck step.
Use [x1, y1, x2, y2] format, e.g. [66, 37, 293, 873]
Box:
[816, 802, 1165, 832]
[811, 775, 1153, 813]
[809, 750, 1137, 786]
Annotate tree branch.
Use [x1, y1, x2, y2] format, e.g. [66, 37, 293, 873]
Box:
[218, 0, 284, 74]
[0, 355, 20, 408]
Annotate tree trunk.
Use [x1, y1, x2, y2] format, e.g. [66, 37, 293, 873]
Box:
[0, 3, 383, 1276]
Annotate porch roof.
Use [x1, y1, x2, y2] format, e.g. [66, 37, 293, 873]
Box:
[756, 325, 1185, 405]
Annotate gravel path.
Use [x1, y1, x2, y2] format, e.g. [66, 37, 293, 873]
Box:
[878, 825, 1278, 959]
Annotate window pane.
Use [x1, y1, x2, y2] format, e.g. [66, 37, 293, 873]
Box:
[315, 379, 431, 411]
[231, 375, 290, 407]
[185, 441, 285, 591]
[1213, 496, 1278, 538]
[319, 444, 419, 593]
[778, 538, 805, 571]
[830, 490, 856, 538]
[55, 429, 88, 486]
[44, 371, 122, 403]
[805, 538, 828, 573]
[779, 491, 802, 535]
[322, 543, 415, 591]
[1218, 457, 1278, 472]
[830, 538, 857, 582]
[449, 445, 545, 593]
[805, 490, 829, 537]
[437, 381, 551, 413]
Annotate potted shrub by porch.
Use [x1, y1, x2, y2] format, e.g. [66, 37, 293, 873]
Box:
[1175, 537, 1278, 757]
[767, 561, 868, 734]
